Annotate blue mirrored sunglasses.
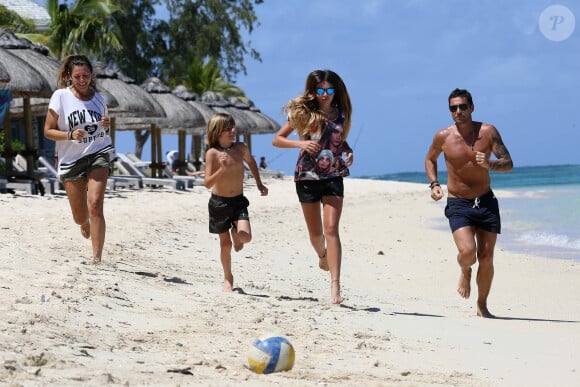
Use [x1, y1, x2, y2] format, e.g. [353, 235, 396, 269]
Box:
[316, 87, 335, 96]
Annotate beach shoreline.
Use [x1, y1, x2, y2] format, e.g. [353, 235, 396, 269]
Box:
[1, 177, 578, 386]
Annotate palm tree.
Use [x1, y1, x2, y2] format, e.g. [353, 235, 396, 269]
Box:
[183, 57, 244, 98]
[46, 0, 122, 59]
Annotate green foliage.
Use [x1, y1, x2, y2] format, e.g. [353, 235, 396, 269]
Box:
[103, 0, 167, 83]
[27, 0, 263, 159]
[161, 0, 262, 84]
[0, 6, 37, 33]
[0, 131, 25, 170]
[183, 57, 244, 97]
[46, 0, 123, 59]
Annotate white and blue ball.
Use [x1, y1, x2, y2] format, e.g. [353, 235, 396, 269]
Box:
[246, 335, 295, 374]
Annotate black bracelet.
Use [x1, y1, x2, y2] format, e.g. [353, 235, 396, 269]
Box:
[68, 131, 72, 140]
[429, 180, 440, 189]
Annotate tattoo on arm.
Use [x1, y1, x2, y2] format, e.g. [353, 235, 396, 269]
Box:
[491, 143, 513, 172]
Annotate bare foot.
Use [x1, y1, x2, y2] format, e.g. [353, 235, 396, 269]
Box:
[92, 256, 101, 265]
[231, 229, 243, 252]
[331, 280, 344, 304]
[457, 267, 472, 299]
[318, 249, 329, 271]
[80, 221, 90, 239]
[223, 275, 234, 292]
[477, 303, 496, 318]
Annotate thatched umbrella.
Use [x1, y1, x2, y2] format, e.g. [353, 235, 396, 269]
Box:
[139, 78, 208, 175]
[141, 78, 206, 135]
[201, 91, 256, 133]
[171, 88, 281, 164]
[0, 48, 53, 97]
[94, 62, 164, 119]
[171, 85, 216, 168]
[93, 62, 167, 175]
[228, 96, 280, 134]
[0, 61, 9, 83]
[0, 30, 120, 183]
[0, 28, 58, 178]
[201, 91, 280, 154]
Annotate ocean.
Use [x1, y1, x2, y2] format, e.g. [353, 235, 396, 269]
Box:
[364, 165, 580, 262]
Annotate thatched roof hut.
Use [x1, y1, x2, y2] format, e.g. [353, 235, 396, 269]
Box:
[141, 78, 206, 135]
[200, 91, 280, 135]
[0, 47, 53, 98]
[93, 62, 165, 120]
[0, 28, 60, 177]
[172, 85, 218, 123]
[0, 61, 9, 83]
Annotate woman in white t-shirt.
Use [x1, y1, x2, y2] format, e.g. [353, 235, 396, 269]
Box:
[43, 55, 114, 264]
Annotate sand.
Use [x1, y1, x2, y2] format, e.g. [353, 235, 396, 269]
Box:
[0, 177, 578, 386]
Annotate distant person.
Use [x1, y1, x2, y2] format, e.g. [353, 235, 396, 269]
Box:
[259, 156, 268, 170]
[424, 88, 513, 318]
[204, 113, 268, 292]
[166, 150, 203, 177]
[272, 69, 353, 304]
[166, 149, 180, 171]
[43, 54, 114, 264]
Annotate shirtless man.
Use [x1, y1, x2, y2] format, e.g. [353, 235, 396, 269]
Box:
[204, 113, 268, 291]
[424, 88, 513, 318]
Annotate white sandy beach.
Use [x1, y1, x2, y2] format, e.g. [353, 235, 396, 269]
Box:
[0, 177, 578, 386]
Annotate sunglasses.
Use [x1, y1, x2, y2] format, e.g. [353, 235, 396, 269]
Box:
[449, 103, 469, 112]
[316, 87, 335, 96]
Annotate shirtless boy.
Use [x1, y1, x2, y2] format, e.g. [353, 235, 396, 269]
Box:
[424, 88, 513, 318]
[204, 113, 268, 291]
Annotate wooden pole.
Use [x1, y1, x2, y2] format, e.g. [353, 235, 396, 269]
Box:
[178, 130, 186, 174]
[2, 108, 13, 173]
[155, 125, 162, 177]
[23, 97, 35, 176]
[150, 123, 156, 177]
[109, 117, 116, 146]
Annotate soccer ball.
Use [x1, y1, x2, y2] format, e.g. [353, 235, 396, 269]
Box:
[246, 335, 295, 374]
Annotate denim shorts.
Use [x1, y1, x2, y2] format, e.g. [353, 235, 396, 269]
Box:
[60, 152, 111, 182]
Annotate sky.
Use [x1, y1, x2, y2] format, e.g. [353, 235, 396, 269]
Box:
[41, 0, 580, 178]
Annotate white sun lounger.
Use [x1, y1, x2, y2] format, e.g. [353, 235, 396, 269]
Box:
[116, 153, 185, 191]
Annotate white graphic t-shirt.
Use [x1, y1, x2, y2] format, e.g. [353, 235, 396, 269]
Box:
[48, 87, 114, 176]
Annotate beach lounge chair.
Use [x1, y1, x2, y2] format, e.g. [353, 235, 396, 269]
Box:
[257, 168, 284, 179]
[162, 165, 204, 188]
[0, 172, 38, 195]
[1, 156, 39, 195]
[243, 161, 284, 180]
[38, 156, 142, 191]
[13, 155, 57, 195]
[125, 152, 203, 189]
[116, 153, 185, 191]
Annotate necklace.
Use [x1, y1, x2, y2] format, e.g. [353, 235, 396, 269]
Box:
[216, 143, 234, 152]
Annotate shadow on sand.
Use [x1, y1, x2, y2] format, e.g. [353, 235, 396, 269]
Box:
[491, 315, 579, 323]
[233, 287, 269, 298]
[276, 295, 319, 302]
[392, 311, 445, 318]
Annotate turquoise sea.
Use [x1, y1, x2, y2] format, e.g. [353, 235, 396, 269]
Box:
[364, 165, 580, 262]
